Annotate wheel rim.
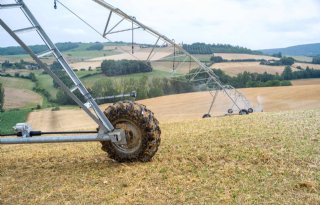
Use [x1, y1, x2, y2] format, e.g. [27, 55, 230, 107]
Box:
[112, 118, 143, 154]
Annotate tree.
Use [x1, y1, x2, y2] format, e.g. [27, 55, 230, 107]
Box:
[101, 60, 152, 76]
[272, 52, 282, 58]
[50, 61, 73, 88]
[210, 55, 224, 63]
[280, 57, 295, 66]
[312, 56, 320, 64]
[29, 73, 37, 82]
[281, 66, 293, 80]
[0, 83, 4, 111]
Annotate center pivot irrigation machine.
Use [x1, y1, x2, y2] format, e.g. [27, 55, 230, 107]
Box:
[0, 0, 253, 162]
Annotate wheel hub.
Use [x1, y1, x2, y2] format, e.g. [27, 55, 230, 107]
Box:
[113, 119, 142, 154]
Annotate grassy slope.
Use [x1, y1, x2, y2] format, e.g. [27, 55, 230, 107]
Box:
[1, 109, 319, 204]
[0, 76, 34, 90]
[0, 109, 31, 134]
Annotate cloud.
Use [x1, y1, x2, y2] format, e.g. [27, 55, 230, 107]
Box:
[0, 0, 319, 49]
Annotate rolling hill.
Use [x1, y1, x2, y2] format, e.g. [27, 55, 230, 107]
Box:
[27, 83, 320, 131]
[260, 43, 320, 56]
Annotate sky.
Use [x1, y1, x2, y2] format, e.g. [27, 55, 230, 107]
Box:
[0, 0, 320, 50]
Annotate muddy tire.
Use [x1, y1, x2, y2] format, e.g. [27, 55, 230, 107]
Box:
[101, 101, 161, 162]
[239, 109, 249, 115]
[202, 114, 211, 118]
[248, 108, 254, 113]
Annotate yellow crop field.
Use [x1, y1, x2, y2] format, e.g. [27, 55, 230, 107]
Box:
[215, 53, 278, 60]
[291, 78, 320, 86]
[211, 62, 289, 76]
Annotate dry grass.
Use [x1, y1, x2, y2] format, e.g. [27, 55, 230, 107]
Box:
[70, 46, 173, 70]
[27, 85, 320, 131]
[294, 63, 320, 70]
[1, 109, 320, 204]
[152, 61, 200, 74]
[0, 77, 42, 109]
[70, 61, 102, 70]
[90, 46, 173, 61]
[211, 62, 289, 76]
[3, 88, 42, 109]
[291, 79, 320, 86]
[215, 53, 279, 61]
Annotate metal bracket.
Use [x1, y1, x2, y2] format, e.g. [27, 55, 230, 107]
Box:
[13, 123, 32, 138]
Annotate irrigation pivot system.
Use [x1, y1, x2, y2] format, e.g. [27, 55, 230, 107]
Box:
[0, 0, 253, 161]
[0, 0, 160, 162]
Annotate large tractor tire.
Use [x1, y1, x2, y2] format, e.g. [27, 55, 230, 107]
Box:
[101, 101, 161, 162]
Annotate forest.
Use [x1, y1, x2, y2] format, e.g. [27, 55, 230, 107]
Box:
[101, 60, 153, 76]
[0, 42, 79, 55]
[183, 43, 262, 55]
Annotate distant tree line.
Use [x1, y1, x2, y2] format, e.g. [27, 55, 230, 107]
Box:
[210, 55, 262, 63]
[183, 43, 262, 55]
[101, 60, 152, 76]
[260, 57, 295, 66]
[0, 42, 79, 55]
[55, 76, 195, 105]
[0, 72, 37, 82]
[312, 56, 320, 64]
[86, 43, 104, 51]
[191, 66, 320, 88]
[1, 60, 39, 70]
[189, 68, 291, 88]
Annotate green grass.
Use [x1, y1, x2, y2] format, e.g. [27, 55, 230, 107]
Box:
[64, 50, 120, 59]
[35, 73, 57, 98]
[290, 56, 313, 63]
[0, 109, 31, 135]
[0, 76, 34, 90]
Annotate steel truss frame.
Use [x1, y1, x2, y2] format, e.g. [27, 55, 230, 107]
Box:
[0, 0, 127, 144]
[92, 0, 253, 116]
[0, 0, 254, 145]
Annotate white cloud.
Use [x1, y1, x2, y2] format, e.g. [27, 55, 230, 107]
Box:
[0, 0, 319, 49]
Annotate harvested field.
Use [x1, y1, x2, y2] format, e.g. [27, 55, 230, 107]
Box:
[3, 87, 42, 109]
[70, 47, 173, 70]
[70, 61, 102, 70]
[293, 63, 320, 70]
[28, 108, 97, 131]
[27, 85, 320, 131]
[0, 76, 42, 109]
[91, 46, 172, 61]
[152, 61, 199, 74]
[2, 109, 320, 204]
[215, 53, 278, 60]
[211, 62, 289, 76]
[292, 78, 320, 86]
